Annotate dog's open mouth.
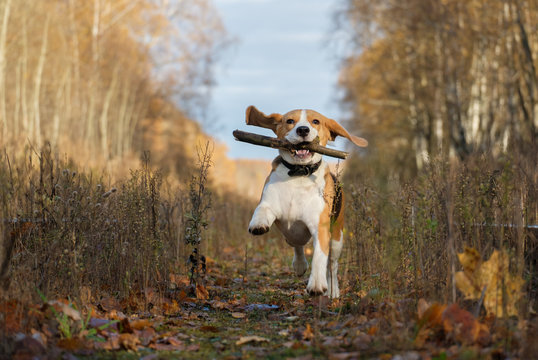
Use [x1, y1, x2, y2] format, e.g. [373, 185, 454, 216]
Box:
[291, 149, 311, 160]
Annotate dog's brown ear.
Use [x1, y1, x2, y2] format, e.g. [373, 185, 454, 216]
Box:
[246, 106, 282, 133]
[326, 118, 368, 147]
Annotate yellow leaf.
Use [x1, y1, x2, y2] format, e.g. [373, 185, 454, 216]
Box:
[455, 248, 525, 317]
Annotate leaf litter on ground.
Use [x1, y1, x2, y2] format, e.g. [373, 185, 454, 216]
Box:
[2, 247, 535, 359]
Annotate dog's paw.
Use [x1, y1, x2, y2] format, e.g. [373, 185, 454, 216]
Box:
[248, 225, 269, 235]
[292, 256, 308, 276]
[326, 282, 340, 299]
[306, 275, 328, 296]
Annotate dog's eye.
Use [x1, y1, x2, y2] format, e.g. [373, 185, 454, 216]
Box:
[312, 119, 320, 125]
[286, 119, 295, 124]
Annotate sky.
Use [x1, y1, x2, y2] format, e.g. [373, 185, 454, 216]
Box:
[210, 0, 348, 160]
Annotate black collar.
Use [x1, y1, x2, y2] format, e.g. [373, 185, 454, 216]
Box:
[279, 157, 322, 177]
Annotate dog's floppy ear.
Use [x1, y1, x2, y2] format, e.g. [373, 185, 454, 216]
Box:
[246, 106, 282, 133]
[326, 118, 368, 147]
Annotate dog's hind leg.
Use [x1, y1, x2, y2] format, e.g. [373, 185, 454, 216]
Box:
[292, 246, 308, 276]
[326, 232, 343, 298]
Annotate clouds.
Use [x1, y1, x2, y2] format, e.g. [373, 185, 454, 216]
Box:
[211, 0, 342, 159]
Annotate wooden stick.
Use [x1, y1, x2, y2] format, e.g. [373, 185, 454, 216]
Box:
[232, 130, 349, 159]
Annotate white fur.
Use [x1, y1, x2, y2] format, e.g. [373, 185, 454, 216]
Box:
[284, 109, 318, 145]
[248, 160, 340, 297]
[327, 232, 343, 298]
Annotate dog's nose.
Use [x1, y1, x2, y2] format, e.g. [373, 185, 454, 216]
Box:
[296, 126, 310, 138]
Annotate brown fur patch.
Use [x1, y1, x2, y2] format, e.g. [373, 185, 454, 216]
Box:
[317, 167, 345, 255]
[318, 205, 331, 255]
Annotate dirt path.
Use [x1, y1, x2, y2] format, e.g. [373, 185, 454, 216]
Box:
[4, 252, 535, 360]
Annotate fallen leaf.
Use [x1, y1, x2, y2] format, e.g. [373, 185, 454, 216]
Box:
[150, 336, 185, 351]
[119, 318, 133, 333]
[119, 333, 140, 351]
[136, 327, 156, 346]
[303, 324, 314, 340]
[48, 300, 81, 321]
[106, 309, 126, 320]
[99, 297, 122, 312]
[130, 318, 152, 330]
[199, 325, 219, 333]
[236, 335, 270, 345]
[417, 302, 446, 328]
[367, 325, 378, 336]
[442, 303, 490, 345]
[231, 312, 246, 319]
[0, 300, 24, 332]
[456, 248, 525, 317]
[210, 300, 232, 311]
[162, 299, 180, 315]
[196, 284, 209, 300]
[57, 337, 87, 351]
[417, 298, 429, 320]
[94, 334, 120, 350]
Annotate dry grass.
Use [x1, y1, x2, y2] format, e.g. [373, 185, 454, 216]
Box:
[0, 145, 535, 329]
[343, 151, 537, 314]
[0, 146, 256, 306]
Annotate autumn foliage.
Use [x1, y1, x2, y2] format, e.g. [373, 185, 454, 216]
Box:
[0, 0, 537, 358]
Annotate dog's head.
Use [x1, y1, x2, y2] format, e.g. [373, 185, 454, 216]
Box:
[246, 105, 368, 165]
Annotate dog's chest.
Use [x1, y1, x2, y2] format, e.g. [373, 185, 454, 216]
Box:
[265, 164, 327, 222]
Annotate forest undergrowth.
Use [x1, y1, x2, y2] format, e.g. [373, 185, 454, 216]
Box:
[0, 145, 536, 359]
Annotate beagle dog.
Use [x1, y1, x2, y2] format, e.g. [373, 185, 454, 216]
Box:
[246, 106, 367, 298]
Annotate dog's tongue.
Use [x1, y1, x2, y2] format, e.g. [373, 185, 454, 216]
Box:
[295, 149, 310, 159]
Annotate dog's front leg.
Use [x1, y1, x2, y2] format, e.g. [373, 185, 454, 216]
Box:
[306, 228, 329, 296]
[248, 202, 276, 235]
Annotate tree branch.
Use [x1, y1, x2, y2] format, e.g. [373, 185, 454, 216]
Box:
[232, 130, 349, 159]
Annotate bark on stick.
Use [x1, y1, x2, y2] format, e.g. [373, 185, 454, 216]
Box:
[232, 130, 349, 159]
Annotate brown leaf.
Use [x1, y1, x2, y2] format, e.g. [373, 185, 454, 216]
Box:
[119, 318, 133, 333]
[367, 325, 378, 336]
[150, 336, 185, 351]
[417, 302, 447, 328]
[119, 333, 140, 351]
[417, 298, 429, 320]
[442, 303, 490, 345]
[210, 300, 232, 311]
[200, 325, 219, 333]
[130, 318, 152, 330]
[196, 284, 209, 300]
[162, 299, 180, 315]
[236, 335, 270, 345]
[57, 337, 87, 351]
[94, 334, 120, 351]
[99, 297, 122, 313]
[0, 300, 24, 332]
[136, 327, 156, 347]
[107, 309, 126, 320]
[303, 324, 314, 340]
